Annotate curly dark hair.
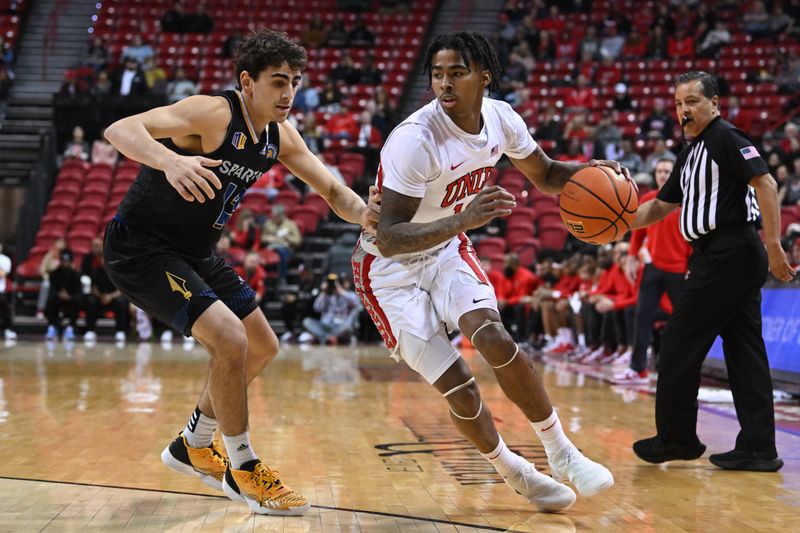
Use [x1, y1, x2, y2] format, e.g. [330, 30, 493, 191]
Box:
[234, 29, 307, 85]
[422, 31, 503, 93]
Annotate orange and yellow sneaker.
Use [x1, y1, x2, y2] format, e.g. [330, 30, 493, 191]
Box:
[160, 432, 230, 490]
[222, 460, 310, 515]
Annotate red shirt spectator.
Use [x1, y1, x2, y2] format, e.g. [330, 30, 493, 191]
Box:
[235, 252, 267, 304]
[629, 190, 692, 274]
[500, 264, 542, 306]
[668, 30, 694, 59]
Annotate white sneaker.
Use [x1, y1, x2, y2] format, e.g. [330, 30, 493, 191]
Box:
[84, 331, 97, 343]
[610, 349, 632, 366]
[63, 326, 75, 342]
[115, 331, 126, 343]
[503, 460, 576, 512]
[280, 331, 293, 343]
[4, 329, 17, 340]
[183, 336, 195, 350]
[610, 368, 649, 385]
[160, 330, 174, 343]
[549, 446, 614, 497]
[297, 332, 314, 344]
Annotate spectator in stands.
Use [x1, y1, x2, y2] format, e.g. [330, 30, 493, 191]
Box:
[301, 15, 327, 49]
[559, 138, 591, 163]
[596, 55, 622, 86]
[697, 21, 730, 58]
[260, 205, 301, 282]
[230, 209, 260, 251]
[536, 105, 562, 142]
[593, 112, 622, 160]
[294, 85, 319, 113]
[328, 52, 360, 85]
[535, 257, 583, 354]
[600, 21, 625, 60]
[623, 27, 647, 59]
[651, 4, 675, 35]
[359, 53, 382, 85]
[81, 238, 103, 277]
[325, 18, 349, 47]
[497, 253, 541, 342]
[84, 241, 129, 344]
[37, 238, 66, 317]
[646, 24, 668, 59]
[143, 56, 168, 94]
[91, 128, 119, 167]
[535, 30, 556, 61]
[640, 98, 675, 140]
[782, 122, 800, 156]
[280, 263, 317, 343]
[779, 158, 800, 206]
[91, 70, 113, 97]
[612, 82, 632, 112]
[348, 16, 375, 47]
[565, 74, 595, 111]
[44, 248, 83, 342]
[161, 1, 189, 33]
[58, 70, 89, 98]
[167, 67, 198, 103]
[776, 53, 800, 94]
[85, 36, 109, 73]
[300, 112, 322, 154]
[743, 0, 770, 40]
[577, 25, 600, 60]
[368, 87, 394, 140]
[121, 35, 154, 65]
[0, 36, 14, 78]
[114, 57, 147, 97]
[235, 251, 267, 306]
[318, 80, 343, 111]
[0, 243, 14, 341]
[760, 131, 787, 165]
[64, 126, 90, 161]
[185, 2, 213, 34]
[299, 273, 360, 345]
[667, 27, 694, 59]
[353, 109, 382, 172]
[222, 29, 244, 59]
[769, 3, 795, 38]
[503, 51, 530, 85]
[615, 139, 644, 175]
[325, 108, 358, 143]
[563, 111, 591, 144]
[644, 139, 677, 173]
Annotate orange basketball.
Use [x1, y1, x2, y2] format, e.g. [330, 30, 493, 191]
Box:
[559, 166, 638, 245]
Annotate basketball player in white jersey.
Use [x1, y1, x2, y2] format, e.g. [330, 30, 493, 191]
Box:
[353, 32, 625, 511]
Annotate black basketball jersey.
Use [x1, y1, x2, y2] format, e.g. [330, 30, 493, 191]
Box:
[117, 90, 280, 256]
[658, 117, 767, 242]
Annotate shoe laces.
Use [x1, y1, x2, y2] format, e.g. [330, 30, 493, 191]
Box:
[252, 463, 282, 492]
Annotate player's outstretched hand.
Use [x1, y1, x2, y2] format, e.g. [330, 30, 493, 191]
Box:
[589, 159, 637, 191]
[361, 185, 381, 236]
[164, 155, 223, 203]
[767, 243, 796, 282]
[460, 185, 516, 230]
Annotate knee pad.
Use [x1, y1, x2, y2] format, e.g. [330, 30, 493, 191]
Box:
[470, 320, 519, 369]
[442, 377, 483, 420]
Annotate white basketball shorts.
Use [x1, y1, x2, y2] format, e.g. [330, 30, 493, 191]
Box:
[352, 233, 497, 384]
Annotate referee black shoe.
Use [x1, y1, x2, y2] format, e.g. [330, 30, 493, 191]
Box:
[709, 450, 784, 472]
[633, 435, 706, 463]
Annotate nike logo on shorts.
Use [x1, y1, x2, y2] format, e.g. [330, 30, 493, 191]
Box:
[472, 297, 490, 304]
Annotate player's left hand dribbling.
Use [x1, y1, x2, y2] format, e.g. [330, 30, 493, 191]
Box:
[589, 159, 636, 191]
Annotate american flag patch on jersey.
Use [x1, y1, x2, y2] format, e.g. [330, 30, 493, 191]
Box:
[740, 146, 760, 160]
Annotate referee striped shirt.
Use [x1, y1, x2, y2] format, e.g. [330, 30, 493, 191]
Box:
[658, 117, 768, 242]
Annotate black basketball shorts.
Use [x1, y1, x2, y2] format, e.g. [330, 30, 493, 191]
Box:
[104, 216, 257, 337]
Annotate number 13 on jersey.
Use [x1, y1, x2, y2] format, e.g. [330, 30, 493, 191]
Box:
[212, 182, 242, 229]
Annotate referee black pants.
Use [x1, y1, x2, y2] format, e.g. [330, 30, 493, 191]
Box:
[655, 226, 777, 454]
[631, 265, 685, 373]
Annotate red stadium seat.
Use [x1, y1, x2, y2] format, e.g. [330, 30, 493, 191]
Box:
[303, 192, 331, 219]
[511, 238, 541, 267]
[289, 205, 321, 235]
[476, 237, 506, 257]
[273, 189, 301, 210]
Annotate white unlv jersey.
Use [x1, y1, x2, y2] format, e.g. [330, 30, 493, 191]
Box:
[361, 97, 537, 258]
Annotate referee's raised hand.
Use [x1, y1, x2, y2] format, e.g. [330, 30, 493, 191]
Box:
[767, 243, 796, 282]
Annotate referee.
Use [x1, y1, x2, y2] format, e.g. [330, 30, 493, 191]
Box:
[629, 71, 795, 472]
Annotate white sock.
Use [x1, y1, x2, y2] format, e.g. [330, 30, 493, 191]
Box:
[222, 431, 259, 470]
[183, 406, 217, 448]
[557, 328, 568, 343]
[545, 334, 555, 344]
[531, 409, 572, 459]
[481, 435, 524, 477]
[578, 333, 586, 348]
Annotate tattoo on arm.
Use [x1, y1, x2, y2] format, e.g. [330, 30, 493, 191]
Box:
[377, 188, 465, 256]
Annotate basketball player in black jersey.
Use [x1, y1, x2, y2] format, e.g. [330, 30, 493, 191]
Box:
[103, 30, 379, 515]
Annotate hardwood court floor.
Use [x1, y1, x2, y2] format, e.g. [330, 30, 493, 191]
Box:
[0, 340, 797, 532]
